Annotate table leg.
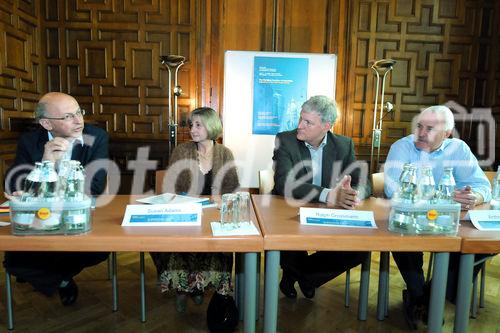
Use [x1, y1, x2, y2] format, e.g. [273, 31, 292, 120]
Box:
[140, 252, 146, 323]
[6, 271, 13, 330]
[244, 252, 257, 333]
[112, 252, 118, 312]
[377, 251, 390, 320]
[427, 252, 449, 333]
[235, 253, 244, 320]
[453, 254, 474, 333]
[264, 250, 280, 333]
[358, 251, 371, 321]
[256, 253, 261, 319]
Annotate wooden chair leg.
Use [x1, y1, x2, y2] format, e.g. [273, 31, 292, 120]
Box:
[426, 252, 433, 282]
[344, 269, 350, 307]
[479, 262, 486, 308]
[471, 275, 478, 318]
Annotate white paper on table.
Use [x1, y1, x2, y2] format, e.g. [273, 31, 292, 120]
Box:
[468, 210, 500, 231]
[136, 193, 216, 208]
[300, 207, 377, 228]
[210, 221, 260, 236]
[0, 221, 10, 227]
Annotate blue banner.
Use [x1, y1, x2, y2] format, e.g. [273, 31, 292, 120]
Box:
[252, 57, 309, 135]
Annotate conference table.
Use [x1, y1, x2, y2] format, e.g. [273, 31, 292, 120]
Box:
[252, 194, 461, 333]
[0, 195, 263, 333]
[454, 207, 500, 333]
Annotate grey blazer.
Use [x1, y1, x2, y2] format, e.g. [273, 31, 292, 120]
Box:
[272, 129, 370, 201]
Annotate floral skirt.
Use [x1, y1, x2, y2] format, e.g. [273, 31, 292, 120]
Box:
[150, 252, 233, 295]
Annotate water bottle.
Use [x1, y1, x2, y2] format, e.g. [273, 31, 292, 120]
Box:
[63, 161, 89, 232]
[491, 166, 500, 209]
[40, 161, 59, 200]
[419, 166, 436, 203]
[35, 161, 60, 230]
[22, 162, 43, 202]
[400, 165, 418, 203]
[437, 167, 456, 203]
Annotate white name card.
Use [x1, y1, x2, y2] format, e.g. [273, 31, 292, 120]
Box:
[469, 210, 500, 231]
[121, 204, 202, 226]
[300, 207, 377, 229]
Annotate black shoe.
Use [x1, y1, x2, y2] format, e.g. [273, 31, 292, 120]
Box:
[59, 279, 78, 306]
[402, 290, 418, 330]
[279, 272, 297, 298]
[298, 279, 315, 299]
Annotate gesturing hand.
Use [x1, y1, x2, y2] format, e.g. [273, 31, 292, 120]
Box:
[326, 175, 359, 210]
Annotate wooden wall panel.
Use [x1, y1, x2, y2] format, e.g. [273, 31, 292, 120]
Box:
[346, 0, 500, 169]
[0, 0, 41, 195]
[42, 0, 198, 141]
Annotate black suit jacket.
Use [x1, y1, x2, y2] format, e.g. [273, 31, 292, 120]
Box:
[6, 124, 109, 195]
[272, 129, 370, 201]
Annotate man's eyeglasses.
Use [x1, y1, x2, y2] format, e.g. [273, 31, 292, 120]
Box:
[42, 109, 86, 121]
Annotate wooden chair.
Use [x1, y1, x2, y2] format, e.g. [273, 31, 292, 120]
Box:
[485, 171, 495, 185]
[258, 169, 274, 194]
[155, 169, 167, 194]
[371, 172, 385, 198]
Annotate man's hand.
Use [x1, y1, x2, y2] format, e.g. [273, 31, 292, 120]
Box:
[326, 175, 359, 209]
[42, 137, 70, 162]
[4, 191, 23, 201]
[453, 185, 483, 210]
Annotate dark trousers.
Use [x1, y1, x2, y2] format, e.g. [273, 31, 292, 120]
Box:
[281, 250, 368, 288]
[4, 251, 110, 296]
[392, 252, 492, 304]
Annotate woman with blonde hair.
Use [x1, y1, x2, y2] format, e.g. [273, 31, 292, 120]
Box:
[151, 107, 239, 315]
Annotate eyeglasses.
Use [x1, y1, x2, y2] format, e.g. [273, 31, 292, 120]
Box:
[42, 109, 86, 121]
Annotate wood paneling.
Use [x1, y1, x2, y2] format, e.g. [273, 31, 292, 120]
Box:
[0, 0, 41, 195]
[41, 0, 198, 141]
[0, 0, 499, 194]
[345, 0, 500, 168]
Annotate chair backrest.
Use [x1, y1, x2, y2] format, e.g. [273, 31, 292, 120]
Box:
[371, 172, 385, 198]
[259, 170, 275, 194]
[484, 171, 495, 186]
[155, 170, 167, 194]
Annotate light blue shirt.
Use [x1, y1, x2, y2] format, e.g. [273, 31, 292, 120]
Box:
[304, 134, 330, 202]
[384, 134, 491, 201]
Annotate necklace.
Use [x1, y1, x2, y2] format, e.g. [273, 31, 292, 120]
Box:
[197, 144, 213, 174]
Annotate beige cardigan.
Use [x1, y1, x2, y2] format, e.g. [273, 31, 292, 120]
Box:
[167, 141, 240, 195]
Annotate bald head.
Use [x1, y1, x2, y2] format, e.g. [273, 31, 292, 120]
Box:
[36, 92, 84, 139]
[35, 92, 78, 120]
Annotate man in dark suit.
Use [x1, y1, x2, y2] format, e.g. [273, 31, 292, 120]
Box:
[272, 95, 370, 299]
[4, 92, 109, 306]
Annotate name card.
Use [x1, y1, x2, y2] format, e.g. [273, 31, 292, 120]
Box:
[469, 210, 500, 231]
[121, 204, 202, 226]
[300, 207, 377, 229]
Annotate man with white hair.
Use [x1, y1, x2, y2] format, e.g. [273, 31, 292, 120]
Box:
[384, 105, 492, 330]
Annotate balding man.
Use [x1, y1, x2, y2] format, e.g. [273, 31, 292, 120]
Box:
[4, 92, 109, 306]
